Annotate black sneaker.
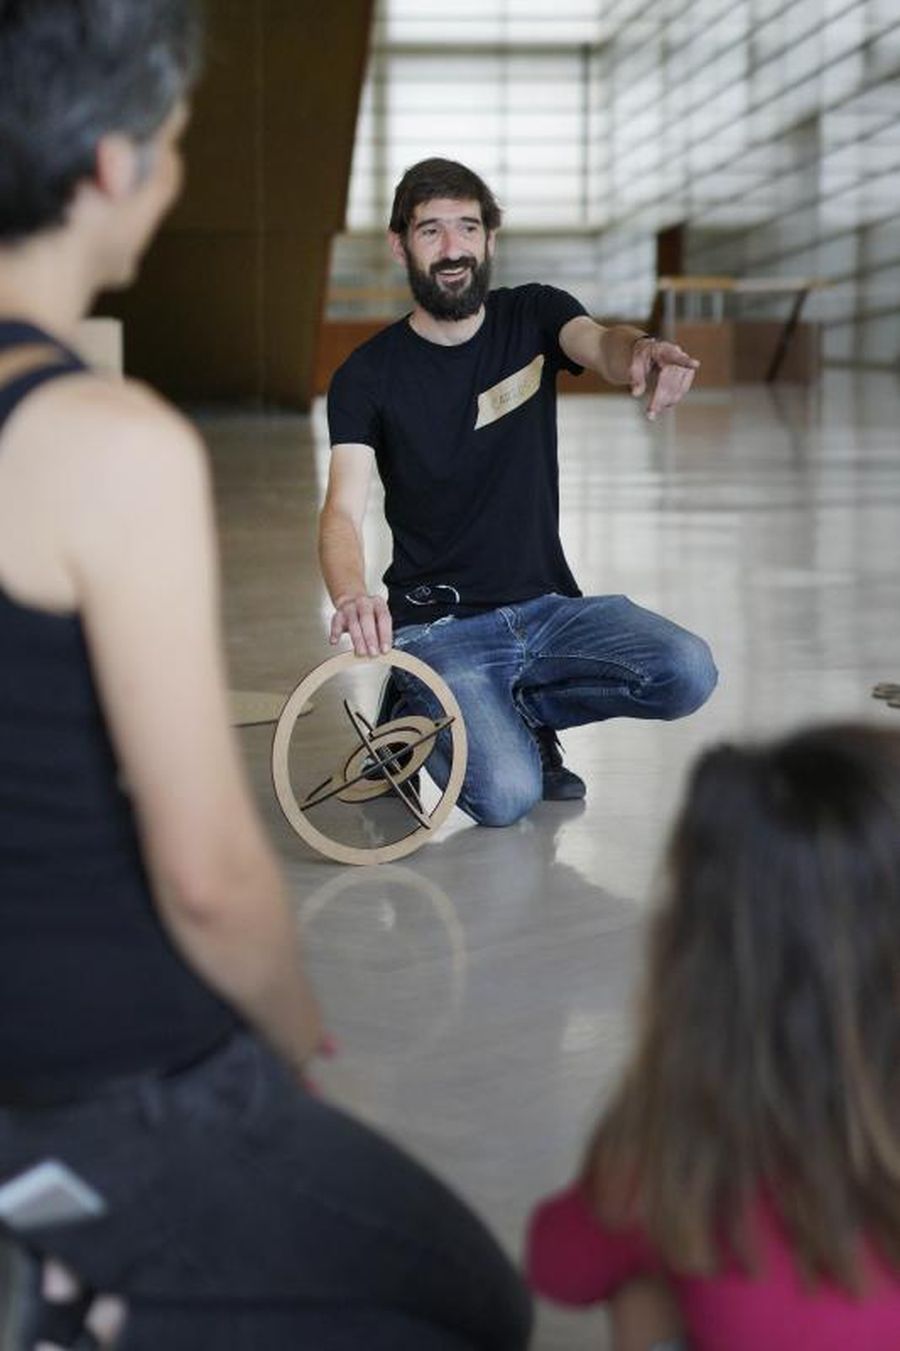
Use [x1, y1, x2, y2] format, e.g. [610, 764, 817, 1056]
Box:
[534, 727, 586, 801]
[361, 742, 420, 800]
[366, 676, 421, 800]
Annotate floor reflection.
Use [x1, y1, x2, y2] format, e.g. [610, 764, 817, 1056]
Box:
[209, 372, 900, 1349]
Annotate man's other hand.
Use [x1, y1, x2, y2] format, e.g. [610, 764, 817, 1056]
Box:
[330, 593, 393, 656]
[629, 338, 699, 420]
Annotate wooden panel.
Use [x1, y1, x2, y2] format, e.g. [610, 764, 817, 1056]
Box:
[104, 234, 337, 406]
[262, 1, 373, 232]
[100, 235, 259, 401]
[734, 321, 821, 384]
[168, 0, 373, 235]
[315, 320, 388, 395]
[166, 0, 259, 233]
[263, 233, 332, 406]
[671, 321, 734, 388]
[95, 0, 375, 408]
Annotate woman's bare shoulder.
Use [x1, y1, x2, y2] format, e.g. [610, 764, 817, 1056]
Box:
[5, 372, 210, 515]
[50, 373, 203, 465]
[0, 373, 210, 612]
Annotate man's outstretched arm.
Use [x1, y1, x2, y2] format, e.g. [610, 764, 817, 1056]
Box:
[319, 442, 393, 656]
[559, 316, 699, 421]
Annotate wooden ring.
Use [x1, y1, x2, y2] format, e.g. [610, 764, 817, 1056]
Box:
[271, 649, 467, 865]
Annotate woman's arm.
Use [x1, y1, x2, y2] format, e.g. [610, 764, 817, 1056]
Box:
[57, 378, 322, 1075]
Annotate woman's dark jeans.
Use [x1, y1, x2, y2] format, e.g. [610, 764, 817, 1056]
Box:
[0, 1034, 532, 1349]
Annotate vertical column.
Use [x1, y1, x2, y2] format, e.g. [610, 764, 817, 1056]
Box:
[95, 0, 374, 409]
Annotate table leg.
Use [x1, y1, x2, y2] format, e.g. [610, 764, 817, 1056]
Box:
[766, 288, 809, 382]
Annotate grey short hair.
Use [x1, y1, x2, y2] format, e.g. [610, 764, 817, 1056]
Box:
[0, 0, 203, 241]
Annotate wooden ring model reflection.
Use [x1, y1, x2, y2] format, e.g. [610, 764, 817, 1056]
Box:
[271, 649, 467, 865]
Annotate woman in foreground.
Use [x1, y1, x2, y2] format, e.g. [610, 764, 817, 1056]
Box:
[0, 2, 530, 1346]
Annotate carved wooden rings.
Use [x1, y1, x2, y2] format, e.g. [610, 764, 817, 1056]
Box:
[271, 649, 467, 865]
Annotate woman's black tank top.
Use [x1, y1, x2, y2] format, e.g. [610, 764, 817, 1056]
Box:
[0, 320, 237, 1091]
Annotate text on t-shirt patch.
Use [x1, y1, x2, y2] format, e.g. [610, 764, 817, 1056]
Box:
[474, 353, 545, 430]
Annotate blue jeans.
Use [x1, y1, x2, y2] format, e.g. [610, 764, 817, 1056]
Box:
[0, 1034, 532, 1350]
[392, 594, 717, 827]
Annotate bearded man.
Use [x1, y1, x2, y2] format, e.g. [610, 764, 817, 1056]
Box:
[320, 158, 717, 827]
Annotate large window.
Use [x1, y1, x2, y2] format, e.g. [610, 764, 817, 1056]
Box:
[332, 0, 900, 364]
[347, 1, 603, 231]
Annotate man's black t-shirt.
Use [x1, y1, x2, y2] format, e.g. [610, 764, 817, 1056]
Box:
[327, 283, 588, 628]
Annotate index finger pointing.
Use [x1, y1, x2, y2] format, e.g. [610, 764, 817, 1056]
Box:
[655, 344, 700, 369]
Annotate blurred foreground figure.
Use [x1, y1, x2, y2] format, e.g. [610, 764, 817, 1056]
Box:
[529, 723, 900, 1350]
[0, 4, 531, 1347]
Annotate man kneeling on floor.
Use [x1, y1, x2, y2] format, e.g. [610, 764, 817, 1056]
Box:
[319, 158, 717, 827]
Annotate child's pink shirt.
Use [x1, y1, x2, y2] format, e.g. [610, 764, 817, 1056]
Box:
[527, 1183, 900, 1350]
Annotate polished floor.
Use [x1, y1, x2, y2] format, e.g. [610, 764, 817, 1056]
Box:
[205, 372, 900, 1349]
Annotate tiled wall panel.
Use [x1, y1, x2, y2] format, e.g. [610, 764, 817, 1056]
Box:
[330, 0, 900, 367]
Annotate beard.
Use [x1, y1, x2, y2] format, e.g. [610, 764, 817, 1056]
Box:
[404, 250, 492, 321]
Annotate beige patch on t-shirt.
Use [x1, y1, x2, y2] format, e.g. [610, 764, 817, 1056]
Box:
[474, 353, 545, 430]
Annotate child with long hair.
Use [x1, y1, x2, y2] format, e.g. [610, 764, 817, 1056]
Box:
[527, 723, 900, 1350]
